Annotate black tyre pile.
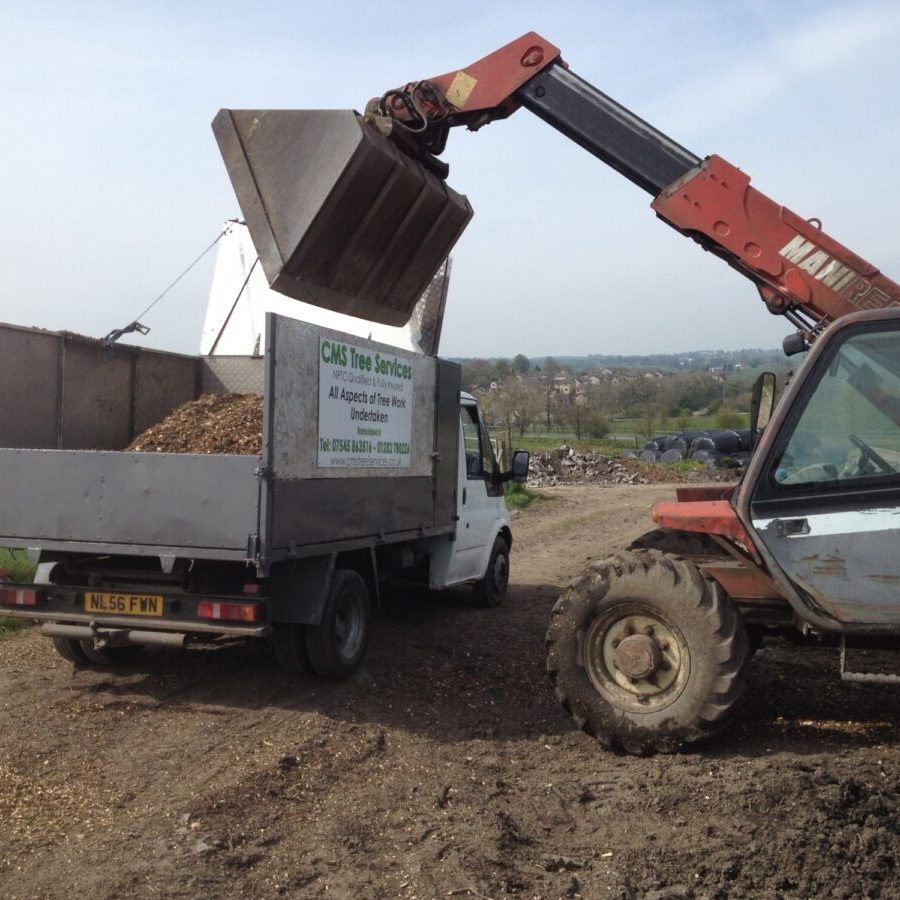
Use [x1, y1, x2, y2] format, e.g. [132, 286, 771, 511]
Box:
[629, 429, 752, 469]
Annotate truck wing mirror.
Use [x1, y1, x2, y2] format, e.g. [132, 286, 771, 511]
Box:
[511, 449, 530, 483]
[750, 371, 776, 448]
[493, 449, 530, 485]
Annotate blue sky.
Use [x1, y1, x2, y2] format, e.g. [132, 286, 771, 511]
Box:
[2, 1, 899, 357]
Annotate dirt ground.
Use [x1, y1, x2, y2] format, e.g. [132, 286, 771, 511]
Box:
[2, 484, 900, 899]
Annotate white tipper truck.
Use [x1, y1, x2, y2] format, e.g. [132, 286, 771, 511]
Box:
[0, 226, 528, 676]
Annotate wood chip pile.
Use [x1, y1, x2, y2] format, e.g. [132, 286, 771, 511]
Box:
[127, 393, 264, 455]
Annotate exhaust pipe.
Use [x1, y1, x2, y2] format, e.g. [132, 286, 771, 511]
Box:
[212, 109, 473, 326]
[40, 623, 187, 649]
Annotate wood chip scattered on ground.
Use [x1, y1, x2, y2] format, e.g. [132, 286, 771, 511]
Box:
[127, 393, 263, 455]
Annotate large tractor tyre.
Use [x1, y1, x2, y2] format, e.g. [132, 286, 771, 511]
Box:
[77, 640, 143, 666]
[52, 637, 89, 664]
[271, 623, 311, 674]
[305, 570, 371, 678]
[473, 536, 510, 608]
[546, 550, 750, 755]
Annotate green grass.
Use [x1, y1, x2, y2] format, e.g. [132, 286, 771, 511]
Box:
[0, 616, 34, 640]
[505, 481, 544, 511]
[668, 460, 709, 474]
[0, 549, 36, 583]
[0, 549, 36, 640]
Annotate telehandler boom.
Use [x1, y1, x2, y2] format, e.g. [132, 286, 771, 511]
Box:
[213, 33, 900, 753]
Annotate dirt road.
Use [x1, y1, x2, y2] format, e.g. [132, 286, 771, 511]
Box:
[2, 484, 900, 898]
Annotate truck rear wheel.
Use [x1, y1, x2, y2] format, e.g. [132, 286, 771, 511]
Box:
[271, 624, 310, 673]
[305, 569, 371, 678]
[77, 640, 143, 666]
[546, 550, 750, 755]
[473, 535, 510, 607]
[52, 637, 89, 664]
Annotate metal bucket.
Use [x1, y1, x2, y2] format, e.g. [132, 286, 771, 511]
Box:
[212, 109, 473, 326]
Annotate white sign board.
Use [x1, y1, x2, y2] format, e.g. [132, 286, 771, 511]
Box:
[317, 337, 414, 468]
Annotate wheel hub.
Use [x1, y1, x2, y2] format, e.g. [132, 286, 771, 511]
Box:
[614, 633, 662, 680]
[583, 611, 687, 712]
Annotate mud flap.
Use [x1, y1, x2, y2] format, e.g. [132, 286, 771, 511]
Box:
[212, 109, 473, 326]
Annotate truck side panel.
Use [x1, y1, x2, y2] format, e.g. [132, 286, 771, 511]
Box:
[0, 449, 260, 556]
[269, 477, 442, 552]
[262, 316, 460, 557]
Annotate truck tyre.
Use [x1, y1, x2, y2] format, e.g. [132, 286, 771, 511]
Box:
[77, 640, 143, 666]
[305, 569, 370, 678]
[52, 636, 89, 664]
[473, 535, 510, 608]
[546, 550, 750, 755]
[271, 624, 310, 674]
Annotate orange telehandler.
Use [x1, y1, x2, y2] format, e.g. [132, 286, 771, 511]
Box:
[213, 33, 900, 752]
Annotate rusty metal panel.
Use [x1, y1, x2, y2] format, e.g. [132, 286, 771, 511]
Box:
[701, 561, 781, 600]
[212, 109, 472, 326]
[675, 485, 736, 503]
[134, 351, 199, 436]
[0, 324, 60, 448]
[652, 499, 761, 563]
[59, 338, 133, 450]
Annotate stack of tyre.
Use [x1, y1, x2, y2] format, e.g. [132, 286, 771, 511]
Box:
[635, 429, 752, 468]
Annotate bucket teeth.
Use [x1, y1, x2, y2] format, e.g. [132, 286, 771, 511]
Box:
[212, 109, 473, 326]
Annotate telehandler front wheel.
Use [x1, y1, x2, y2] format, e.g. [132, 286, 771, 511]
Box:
[546, 550, 750, 755]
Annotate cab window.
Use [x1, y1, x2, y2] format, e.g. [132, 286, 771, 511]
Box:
[461, 405, 496, 478]
[768, 328, 900, 490]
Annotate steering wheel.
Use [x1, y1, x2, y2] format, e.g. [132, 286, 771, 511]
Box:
[848, 433, 893, 475]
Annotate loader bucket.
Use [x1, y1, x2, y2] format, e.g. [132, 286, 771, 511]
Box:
[212, 109, 473, 326]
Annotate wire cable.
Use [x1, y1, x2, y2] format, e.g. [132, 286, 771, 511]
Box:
[133, 226, 230, 322]
[102, 225, 231, 345]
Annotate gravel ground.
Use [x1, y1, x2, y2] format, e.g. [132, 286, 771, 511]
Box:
[1, 484, 899, 899]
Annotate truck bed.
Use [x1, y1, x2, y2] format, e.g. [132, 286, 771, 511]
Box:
[0, 449, 261, 560]
[0, 316, 460, 571]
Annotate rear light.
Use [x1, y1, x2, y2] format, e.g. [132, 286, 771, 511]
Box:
[0, 587, 40, 607]
[196, 601, 260, 623]
[242, 583, 262, 595]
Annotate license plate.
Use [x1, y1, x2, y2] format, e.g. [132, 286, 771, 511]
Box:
[84, 592, 164, 617]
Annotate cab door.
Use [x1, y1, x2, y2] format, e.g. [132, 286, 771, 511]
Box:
[444, 402, 505, 584]
[749, 319, 900, 625]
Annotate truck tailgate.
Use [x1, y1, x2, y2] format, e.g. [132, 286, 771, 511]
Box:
[0, 449, 260, 558]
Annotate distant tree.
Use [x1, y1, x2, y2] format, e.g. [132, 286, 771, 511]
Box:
[675, 408, 693, 431]
[641, 405, 662, 441]
[461, 358, 492, 389]
[491, 358, 513, 381]
[485, 376, 543, 437]
[560, 405, 586, 440]
[513, 353, 530, 375]
[585, 411, 610, 440]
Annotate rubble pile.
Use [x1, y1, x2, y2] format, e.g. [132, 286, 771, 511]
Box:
[527, 445, 738, 486]
[528, 446, 648, 486]
[127, 393, 264, 455]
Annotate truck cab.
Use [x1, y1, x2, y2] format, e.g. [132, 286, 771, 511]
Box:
[428, 393, 525, 604]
